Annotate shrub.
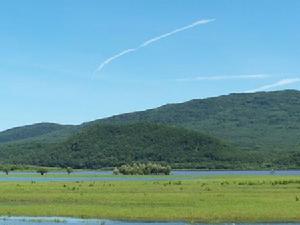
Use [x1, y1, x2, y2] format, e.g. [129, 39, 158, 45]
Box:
[113, 167, 120, 175]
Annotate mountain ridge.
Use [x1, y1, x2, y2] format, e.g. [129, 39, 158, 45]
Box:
[97, 89, 300, 152]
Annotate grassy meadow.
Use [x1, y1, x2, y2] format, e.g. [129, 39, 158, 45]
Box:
[0, 175, 299, 223]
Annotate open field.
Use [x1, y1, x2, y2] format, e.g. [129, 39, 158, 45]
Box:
[0, 175, 299, 223]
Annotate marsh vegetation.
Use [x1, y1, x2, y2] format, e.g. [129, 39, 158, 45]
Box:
[0, 175, 299, 222]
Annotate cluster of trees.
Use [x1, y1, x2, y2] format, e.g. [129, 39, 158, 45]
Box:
[0, 164, 74, 175]
[113, 163, 172, 175]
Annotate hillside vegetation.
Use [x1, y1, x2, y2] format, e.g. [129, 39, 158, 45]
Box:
[0, 123, 66, 143]
[99, 90, 300, 152]
[0, 123, 78, 144]
[1, 123, 245, 169]
[0, 90, 300, 169]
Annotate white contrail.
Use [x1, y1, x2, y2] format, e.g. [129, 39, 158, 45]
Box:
[139, 19, 215, 47]
[176, 74, 269, 82]
[245, 78, 300, 93]
[95, 48, 137, 73]
[94, 19, 215, 75]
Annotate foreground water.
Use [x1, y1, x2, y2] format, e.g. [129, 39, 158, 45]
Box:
[0, 217, 299, 225]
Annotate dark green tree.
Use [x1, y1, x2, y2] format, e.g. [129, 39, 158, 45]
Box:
[37, 168, 48, 175]
[66, 167, 73, 175]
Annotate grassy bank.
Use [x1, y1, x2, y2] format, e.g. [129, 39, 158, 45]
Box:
[0, 175, 299, 222]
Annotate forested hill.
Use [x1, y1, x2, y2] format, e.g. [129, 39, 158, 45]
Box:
[98, 90, 300, 152]
[0, 123, 246, 169]
[0, 90, 300, 169]
[0, 123, 74, 144]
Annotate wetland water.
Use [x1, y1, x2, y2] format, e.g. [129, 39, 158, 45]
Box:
[0, 217, 299, 225]
[0, 170, 299, 182]
[172, 169, 300, 176]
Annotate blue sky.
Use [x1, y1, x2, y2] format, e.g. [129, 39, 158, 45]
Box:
[1, 0, 300, 131]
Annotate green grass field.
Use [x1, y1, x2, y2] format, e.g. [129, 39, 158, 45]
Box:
[0, 175, 299, 223]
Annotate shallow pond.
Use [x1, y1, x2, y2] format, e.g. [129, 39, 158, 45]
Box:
[0, 217, 299, 225]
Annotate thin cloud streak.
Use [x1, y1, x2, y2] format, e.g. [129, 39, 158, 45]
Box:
[94, 19, 215, 75]
[176, 74, 270, 82]
[140, 19, 215, 47]
[245, 78, 300, 93]
[95, 49, 137, 73]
